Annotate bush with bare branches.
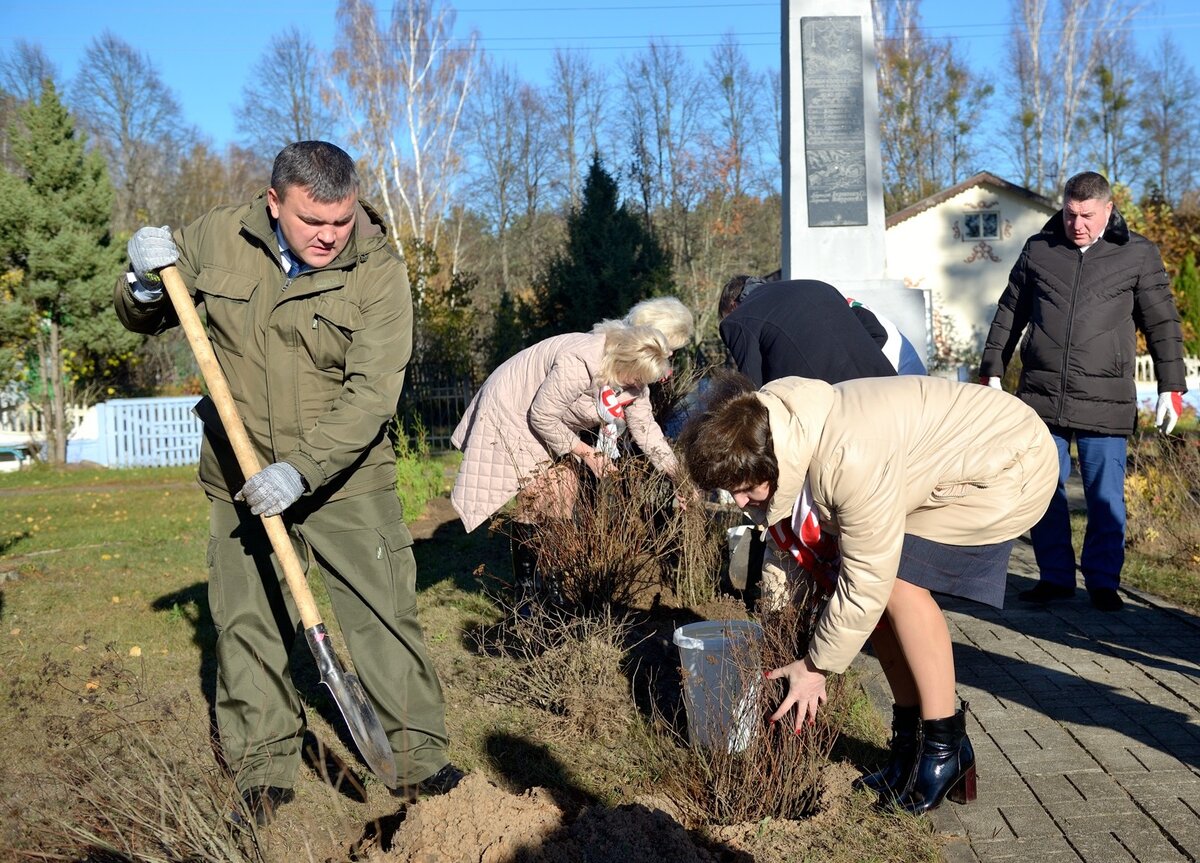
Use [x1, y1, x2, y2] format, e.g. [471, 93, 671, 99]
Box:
[1126, 429, 1200, 566]
[496, 455, 722, 612]
[480, 607, 642, 740]
[651, 577, 850, 826]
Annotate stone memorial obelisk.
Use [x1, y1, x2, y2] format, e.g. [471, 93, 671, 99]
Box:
[781, 0, 929, 361]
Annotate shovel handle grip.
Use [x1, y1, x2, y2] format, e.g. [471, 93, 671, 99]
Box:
[160, 265, 321, 629]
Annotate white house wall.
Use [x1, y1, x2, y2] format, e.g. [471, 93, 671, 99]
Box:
[885, 184, 1057, 361]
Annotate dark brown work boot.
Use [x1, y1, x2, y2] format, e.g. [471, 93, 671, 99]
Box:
[393, 763, 466, 803]
[229, 785, 294, 829]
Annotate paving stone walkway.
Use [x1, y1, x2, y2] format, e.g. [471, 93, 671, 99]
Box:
[854, 530, 1200, 863]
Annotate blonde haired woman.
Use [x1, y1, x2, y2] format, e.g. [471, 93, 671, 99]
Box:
[451, 325, 679, 607]
[594, 296, 694, 354]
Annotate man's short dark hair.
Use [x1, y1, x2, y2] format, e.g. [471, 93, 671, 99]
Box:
[1063, 171, 1112, 204]
[271, 141, 359, 203]
[718, 274, 767, 319]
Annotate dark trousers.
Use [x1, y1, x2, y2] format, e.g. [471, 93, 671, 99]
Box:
[1030, 426, 1127, 591]
[207, 489, 449, 790]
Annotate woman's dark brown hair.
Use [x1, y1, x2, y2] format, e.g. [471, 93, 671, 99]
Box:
[677, 369, 778, 493]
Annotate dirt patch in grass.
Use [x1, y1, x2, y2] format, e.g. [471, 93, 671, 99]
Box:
[0, 467, 942, 863]
[364, 759, 906, 863]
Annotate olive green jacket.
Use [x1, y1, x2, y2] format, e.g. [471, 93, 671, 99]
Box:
[114, 190, 411, 504]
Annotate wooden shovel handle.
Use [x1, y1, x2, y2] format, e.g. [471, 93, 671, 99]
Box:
[161, 265, 322, 628]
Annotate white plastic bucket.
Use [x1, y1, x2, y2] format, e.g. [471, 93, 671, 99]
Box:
[672, 619, 765, 752]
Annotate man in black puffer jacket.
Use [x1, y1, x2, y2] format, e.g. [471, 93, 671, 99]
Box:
[979, 171, 1187, 612]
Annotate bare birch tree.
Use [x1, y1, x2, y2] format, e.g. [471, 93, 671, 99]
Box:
[1006, 0, 1140, 197]
[680, 32, 769, 336]
[517, 83, 556, 270]
[1075, 34, 1141, 188]
[548, 48, 607, 209]
[875, 0, 939, 210]
[619, 40, 705, 270]
[331, 0, 476, 263]
[70, 32, 185, 233]
[0, 40, 58, 103]
[235, 27, 338, 161]
[874, 0, 990, 211]
[0, 40, 60, 172]
[705, 32, 762, 201]
[938, 59, 993, 186]
[765, 66, 782, 185]
[464, 58, 523, 292]
[1139, 34, 1200, 206]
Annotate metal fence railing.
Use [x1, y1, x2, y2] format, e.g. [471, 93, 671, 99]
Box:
[400, 362, 475, 452]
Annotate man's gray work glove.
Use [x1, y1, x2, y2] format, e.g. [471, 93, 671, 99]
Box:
[127, 225, 179, 300]
[235, 462, 306, 517]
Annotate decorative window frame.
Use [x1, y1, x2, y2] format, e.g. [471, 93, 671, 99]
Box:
[950, 198, 1009, 264]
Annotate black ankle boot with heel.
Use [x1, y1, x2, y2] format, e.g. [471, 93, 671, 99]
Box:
[510, 522, 539, 618]
[895, 703, 977, 814]
[854, 703, 921, 796]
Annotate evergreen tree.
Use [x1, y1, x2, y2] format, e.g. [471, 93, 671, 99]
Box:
[1175, 252, 1200, 356]
[525, 154, 672, 340]
[0, 81, 137, 462]
[486, 289, 526, 372]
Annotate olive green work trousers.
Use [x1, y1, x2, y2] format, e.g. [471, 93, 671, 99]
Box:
[206, 488, 449, 791]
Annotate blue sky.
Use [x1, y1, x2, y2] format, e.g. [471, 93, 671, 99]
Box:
[4, 0, 1200, 151]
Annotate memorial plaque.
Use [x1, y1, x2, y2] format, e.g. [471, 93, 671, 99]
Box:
[801, 16, 868, 227]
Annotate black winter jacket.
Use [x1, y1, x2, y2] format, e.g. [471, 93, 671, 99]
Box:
[979, 208, 1186, 435]
[719, 279, 897, 386]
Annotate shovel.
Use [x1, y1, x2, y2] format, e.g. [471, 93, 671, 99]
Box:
[160, 265, 399, 789]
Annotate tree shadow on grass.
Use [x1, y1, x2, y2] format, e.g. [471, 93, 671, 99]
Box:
[151, 583, 218, 708]
[411, 510, 508, 595]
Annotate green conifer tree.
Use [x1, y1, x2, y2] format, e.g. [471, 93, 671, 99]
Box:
[0, 81, 137, 461]
[1174, 252, 1200, 357]
[487, 289, 526, 372]
[525, 154, 672, 341]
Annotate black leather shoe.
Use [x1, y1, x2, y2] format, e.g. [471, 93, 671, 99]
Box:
[230, 785, 294, 828]
[853, 703, 921, 796]
[893, 706, 976, 815]
[1088, 587, 1124, 611]
[1018, 582, 1075, 603]
[393, 762, 466, 802]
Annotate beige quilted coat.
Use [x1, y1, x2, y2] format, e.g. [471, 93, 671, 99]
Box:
[451, 333, 678, 532]
[759, 375, 1057, 673]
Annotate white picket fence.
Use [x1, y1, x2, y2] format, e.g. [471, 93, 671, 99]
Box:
[94, 397, 203, 467]
[0, 402, 88, 436]
[1135, 354, 1200, 383]
[0, 397, 202, 467]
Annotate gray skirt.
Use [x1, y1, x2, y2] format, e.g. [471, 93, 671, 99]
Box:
[896, 534, 1014, 608]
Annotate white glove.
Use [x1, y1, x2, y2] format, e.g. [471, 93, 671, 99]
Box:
[235, 462, 306, 516]
[981, 376, 1002, 390]
[127, 225, 178, 298]
[1156, 392, 1183, 435]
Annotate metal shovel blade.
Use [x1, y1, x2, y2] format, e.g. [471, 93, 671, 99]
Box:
[305, 623, 398, 788]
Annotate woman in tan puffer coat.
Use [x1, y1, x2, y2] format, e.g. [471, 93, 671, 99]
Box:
[679, 370, 1057, 816]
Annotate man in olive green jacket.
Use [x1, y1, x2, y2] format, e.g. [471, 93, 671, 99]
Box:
[114, 141, 459, 827]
